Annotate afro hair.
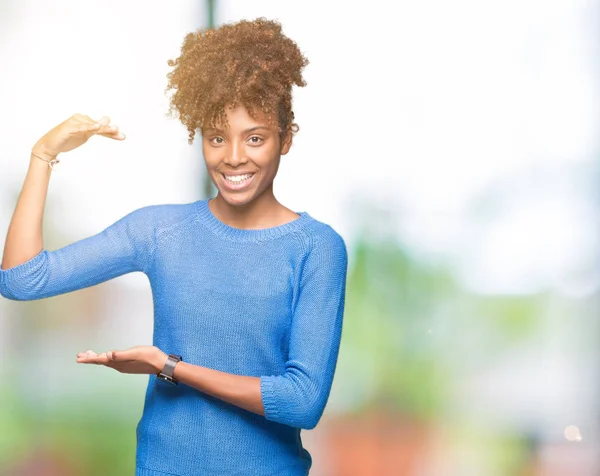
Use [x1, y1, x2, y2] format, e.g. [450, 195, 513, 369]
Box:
[165, 17, 309, 145]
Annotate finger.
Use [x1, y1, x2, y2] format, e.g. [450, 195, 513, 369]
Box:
[97, 130, 126, 140]
[95, 352, 111, 365]
[76, 123, 117, 135]
[75, 123, 101, 133]
[109, 348, 136, 361]
[80, 114, 104, 124]
[76, 351, 106, 365]
[95, 125, 119, 134]
[107, 349, 132, 361]
[73, 115, 111, 128]
[72, 114, 96, 126]
[76, 349, 97, 358]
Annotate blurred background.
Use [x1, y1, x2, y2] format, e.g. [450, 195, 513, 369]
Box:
[1, 0, 599, 474]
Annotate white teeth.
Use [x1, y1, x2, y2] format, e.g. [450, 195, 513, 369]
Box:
[224, 173, 253, 183]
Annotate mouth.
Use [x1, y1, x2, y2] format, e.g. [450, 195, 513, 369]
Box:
[220, 172, 256, 191]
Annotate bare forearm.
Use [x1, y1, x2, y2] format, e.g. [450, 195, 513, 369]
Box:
[173, 362, 265, 416]
[1, 115, 121, 272]
[1, 151, 53, 270]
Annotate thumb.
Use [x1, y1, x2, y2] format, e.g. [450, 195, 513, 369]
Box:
[108, 350, 118, 361]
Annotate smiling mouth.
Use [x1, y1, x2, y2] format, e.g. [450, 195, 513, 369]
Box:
[220, 172, 256, 190]
[222, 172, 254, 182]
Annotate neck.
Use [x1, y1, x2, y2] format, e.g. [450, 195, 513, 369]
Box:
[209, 186, 284, 230]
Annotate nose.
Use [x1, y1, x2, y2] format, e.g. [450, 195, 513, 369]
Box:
[223, 140, 248, 167]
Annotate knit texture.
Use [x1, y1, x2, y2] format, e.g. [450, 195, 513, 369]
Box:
[0, 199, 348, 476]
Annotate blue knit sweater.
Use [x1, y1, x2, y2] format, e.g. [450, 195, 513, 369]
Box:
[0, 198, 348, 476]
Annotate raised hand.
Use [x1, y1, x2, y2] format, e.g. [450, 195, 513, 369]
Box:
[32, 113, 125, 160]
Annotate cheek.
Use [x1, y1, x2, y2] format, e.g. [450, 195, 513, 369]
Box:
[251, 144, 280, 167]
[251, 155, 277, 173]
[202, 151, 219, 170]
[202, 143, 217, 161]
[257, 157, 281, 179]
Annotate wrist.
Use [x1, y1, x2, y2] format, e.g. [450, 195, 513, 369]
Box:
[30, 153, 60, 172]
[32, 141, 59, 159]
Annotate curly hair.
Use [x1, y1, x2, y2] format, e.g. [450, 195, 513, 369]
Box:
[164, 17, 309, 145]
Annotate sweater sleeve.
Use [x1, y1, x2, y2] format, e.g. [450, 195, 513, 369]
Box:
[260, 228, 348, 430]
[0, 206, 156, 301]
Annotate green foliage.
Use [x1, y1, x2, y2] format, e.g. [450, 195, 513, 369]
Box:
[336, 234, 542, 420]
[338, 236, 456, 419]
[0, 387, 138, 475]
[471, 294, 544, 341]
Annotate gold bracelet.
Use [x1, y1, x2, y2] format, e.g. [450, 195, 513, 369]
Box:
[31, 151, 60, 171]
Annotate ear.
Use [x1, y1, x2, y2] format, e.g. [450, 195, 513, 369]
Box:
[279, 128, 293, 155]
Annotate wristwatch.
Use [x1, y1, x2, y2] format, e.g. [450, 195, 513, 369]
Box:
[156, 354, 182, 386]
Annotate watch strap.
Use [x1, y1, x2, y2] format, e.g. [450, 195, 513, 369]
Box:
[157, 354, 182, 385]
[161, 354, 181, 378]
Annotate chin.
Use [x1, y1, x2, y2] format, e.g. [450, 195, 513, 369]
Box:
[217, 190, 257, 207]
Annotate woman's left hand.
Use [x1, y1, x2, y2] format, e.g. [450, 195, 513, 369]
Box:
[76, 345, 168, 375]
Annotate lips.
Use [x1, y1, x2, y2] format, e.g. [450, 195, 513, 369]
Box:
[220, 172, 256, 191]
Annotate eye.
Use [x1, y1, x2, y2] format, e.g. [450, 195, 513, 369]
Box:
[248, 136, 264, 145]
[209, 136, 224, 144]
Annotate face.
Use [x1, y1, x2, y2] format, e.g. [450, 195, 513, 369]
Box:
[201, 105, 292, 207]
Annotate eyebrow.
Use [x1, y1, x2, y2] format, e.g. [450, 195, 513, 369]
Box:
[204, 126, 271, 134]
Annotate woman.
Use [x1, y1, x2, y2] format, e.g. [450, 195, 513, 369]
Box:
[0, 17, 347, 476]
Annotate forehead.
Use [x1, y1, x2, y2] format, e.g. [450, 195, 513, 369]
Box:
[206, 105, 276, 132]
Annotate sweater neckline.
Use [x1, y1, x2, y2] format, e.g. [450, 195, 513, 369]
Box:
[194, 199, 313, 242]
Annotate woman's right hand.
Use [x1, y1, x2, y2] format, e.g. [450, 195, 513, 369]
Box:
[32, 113, 125, 159]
